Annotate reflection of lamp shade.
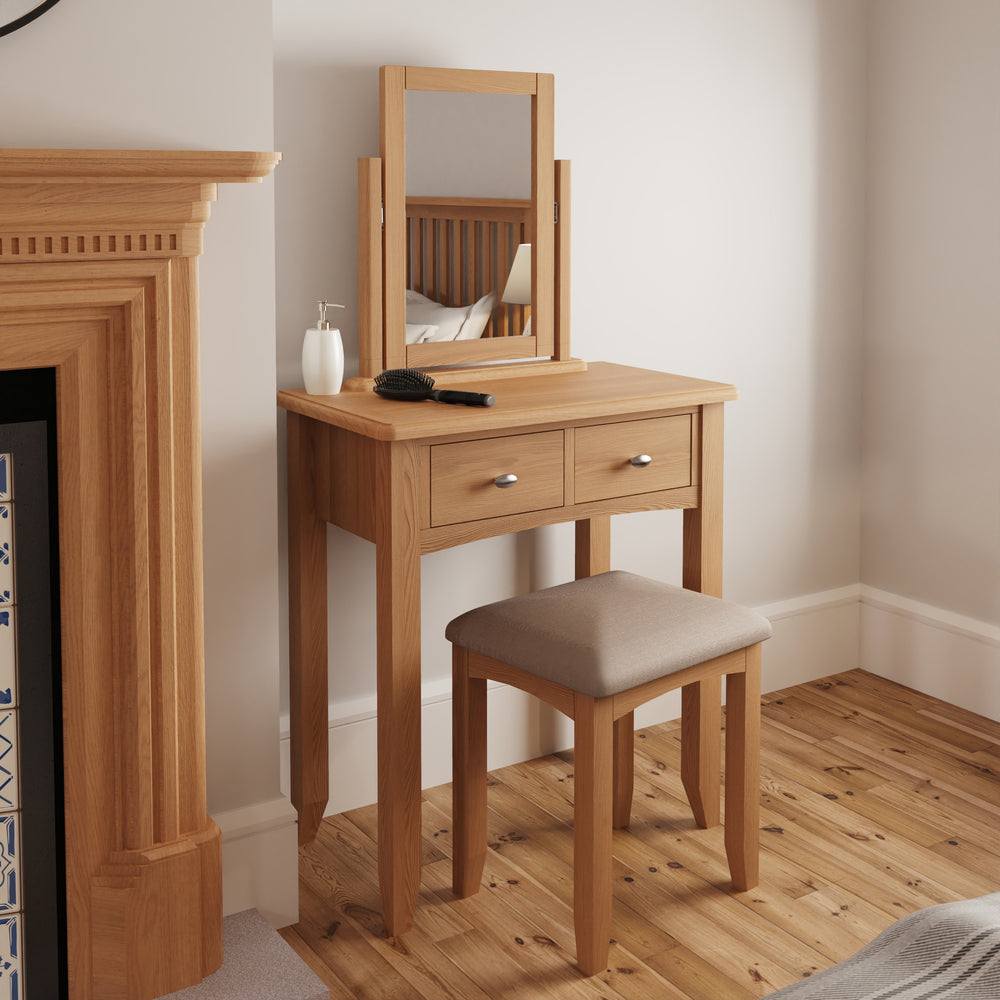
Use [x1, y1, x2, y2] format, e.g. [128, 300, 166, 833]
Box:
[501, 243, 531, 304]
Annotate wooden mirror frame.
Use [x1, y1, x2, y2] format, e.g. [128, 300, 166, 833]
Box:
[355, 65, 578, 385]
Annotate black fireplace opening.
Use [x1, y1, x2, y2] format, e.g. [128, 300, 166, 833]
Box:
[0, 368, 67, 1000]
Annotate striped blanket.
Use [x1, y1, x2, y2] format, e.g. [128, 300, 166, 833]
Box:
[767, 894, 1000, 999]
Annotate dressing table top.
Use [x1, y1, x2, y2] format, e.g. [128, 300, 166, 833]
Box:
[278, 362, 738, 442]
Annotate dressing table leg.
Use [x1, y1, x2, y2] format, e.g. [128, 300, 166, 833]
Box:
[681, 402, 725, 828]
[375, 439, 423, 937]
[287, 413, 330, 846]
[574, 516, 610, 580]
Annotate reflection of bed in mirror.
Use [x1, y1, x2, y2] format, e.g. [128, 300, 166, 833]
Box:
[404, 195, 531, 345]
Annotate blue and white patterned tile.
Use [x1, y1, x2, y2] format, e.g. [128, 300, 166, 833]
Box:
[0, 914, 20, 1000]
[0, 817, 16, 914]
[0, 505, 11, 607]
[0, 456, 9, 503]
[0, 716, 14, 815]
[0, 612, 12, 711]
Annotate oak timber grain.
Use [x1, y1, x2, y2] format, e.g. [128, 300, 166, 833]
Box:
[380, 65, 408, 373]
[574, 516, 611, 580]
[375, 438, 424, 936]
[420, 485, 699, 555]
[531, 72, 555, 359]
[554, 160, 571, 361]
[724, 644, 761, 891]
[404, 67, 538, 95]
[0, 147, 279, 180]
[429, 430, 564, 526]
[571, 695, 615, 975]
[0, 149, 278, 999]
[288, 413, 331, 846]
[278, 363, 739, 442]
[358, 157, 383, 379]
[679, 400, 725, 832]
[407, 335, 540, 369]
[574, 415, 692, 504]
[453, 646, 489, 900]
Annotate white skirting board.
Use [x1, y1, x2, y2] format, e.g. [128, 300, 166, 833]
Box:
[279, 586, 862, 816]
[213, 795, 300, 929]
[860, 586, 1000, 721]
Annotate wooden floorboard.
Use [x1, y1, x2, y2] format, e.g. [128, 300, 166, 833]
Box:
[285, 669, 1000, 998]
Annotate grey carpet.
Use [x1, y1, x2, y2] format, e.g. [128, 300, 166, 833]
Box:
[766, 893, 1000, 999]
[160, 908, 328, 1000]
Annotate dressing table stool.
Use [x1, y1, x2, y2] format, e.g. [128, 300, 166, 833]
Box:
[446, 570, 772, 975]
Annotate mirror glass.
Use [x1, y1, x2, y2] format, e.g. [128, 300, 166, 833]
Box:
[404, 91, 533, 347]
[374, 66, 556, 375]
[406, 92, 530, 199]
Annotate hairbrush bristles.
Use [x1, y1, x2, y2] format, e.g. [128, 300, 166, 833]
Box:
[374, 368, 435, 391]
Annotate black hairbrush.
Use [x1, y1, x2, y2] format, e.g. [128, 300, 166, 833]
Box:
[373, 368, 495, 407]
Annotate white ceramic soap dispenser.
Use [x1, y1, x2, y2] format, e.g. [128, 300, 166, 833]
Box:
[302, 300, 345, 394]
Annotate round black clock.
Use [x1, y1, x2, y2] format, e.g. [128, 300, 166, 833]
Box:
[0, 0, 63, 37]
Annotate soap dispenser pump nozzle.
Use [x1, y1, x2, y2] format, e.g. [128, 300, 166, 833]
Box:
[317, 300, 345, 330]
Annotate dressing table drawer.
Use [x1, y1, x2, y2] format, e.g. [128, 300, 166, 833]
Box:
[430, 430, 565, 527]
[574, 415, 692, 503]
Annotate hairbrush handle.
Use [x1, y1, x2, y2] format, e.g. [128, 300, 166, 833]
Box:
[430, 389, 495, 407]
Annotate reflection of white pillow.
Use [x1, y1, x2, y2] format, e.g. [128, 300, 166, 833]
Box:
[455, 292, 496, 341]
[405, 323, 441, 344]
[405, 289, 468, 341]
[406, 289, 435, 306]
[404, 289, 494, 342]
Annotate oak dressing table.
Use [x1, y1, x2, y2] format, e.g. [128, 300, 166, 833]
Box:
[279, 66, 739, 937]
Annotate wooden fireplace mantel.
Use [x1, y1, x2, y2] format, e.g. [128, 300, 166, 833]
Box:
[0, 148, 280, 261]
[0, 148, 280, 999]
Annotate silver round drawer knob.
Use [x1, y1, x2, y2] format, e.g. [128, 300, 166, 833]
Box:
[630, 454, 653, 467]
[494, 473, 518, 488]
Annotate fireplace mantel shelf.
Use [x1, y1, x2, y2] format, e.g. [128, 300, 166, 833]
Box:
[0, 147, 279, 1000]
[0, 147, 281, 182]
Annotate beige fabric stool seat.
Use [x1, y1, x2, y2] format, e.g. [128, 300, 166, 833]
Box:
[446, 570, 772, 976]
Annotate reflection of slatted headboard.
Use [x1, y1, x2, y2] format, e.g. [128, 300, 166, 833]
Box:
[406, 196, 531, 339]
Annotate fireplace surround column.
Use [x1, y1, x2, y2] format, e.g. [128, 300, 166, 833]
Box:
[0, 148, 280, 1000]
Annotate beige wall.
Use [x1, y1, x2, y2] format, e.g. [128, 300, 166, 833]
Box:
[860, 0, 1000, 714]
[864, 0, 1000, 624]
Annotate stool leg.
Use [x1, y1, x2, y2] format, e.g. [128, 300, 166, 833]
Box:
[452, 645, 488, 898]
[612, 713, 634, 829]
[573, 694, 614, 976]
[681, 676, 722, 828]
[725, 643, 761, 891]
